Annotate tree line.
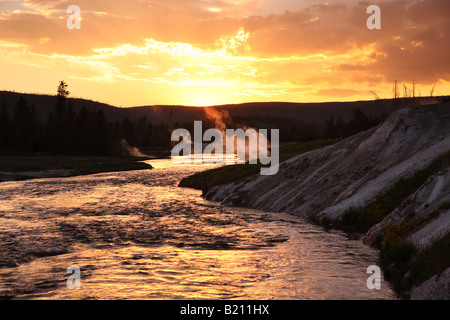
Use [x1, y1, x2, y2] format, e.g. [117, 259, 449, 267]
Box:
[0, 82, 172, 156]
[0, 81, 383, 156]
[233, 107, 383, 143]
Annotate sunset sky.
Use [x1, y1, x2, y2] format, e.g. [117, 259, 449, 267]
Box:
[0, 0, 449, 107]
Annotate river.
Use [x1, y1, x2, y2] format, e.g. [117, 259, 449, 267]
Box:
[0, 159, 396, 299]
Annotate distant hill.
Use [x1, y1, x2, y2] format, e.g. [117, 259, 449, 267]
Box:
[2, 90, 446, 126]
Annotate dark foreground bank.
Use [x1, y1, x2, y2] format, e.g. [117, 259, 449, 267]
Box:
[0, 156, 153, 182]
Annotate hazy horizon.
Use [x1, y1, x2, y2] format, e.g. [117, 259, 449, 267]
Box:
[1, 86, 447, 110]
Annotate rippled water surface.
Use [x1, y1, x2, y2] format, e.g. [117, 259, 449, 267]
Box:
[0, 159, 396, 299]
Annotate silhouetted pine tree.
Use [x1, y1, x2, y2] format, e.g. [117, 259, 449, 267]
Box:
[51, 81, 70, 154]
[122, 117, 136, 146]
[334, 116, 346, 139]
[141, 122, 153, 148]
[136, 116, 148, 147]
[75, 106, 93, 154]
[12, 97, 36, 153]
[347, 108, 370, 136]
[92, 110, 109, 155]
[325, 116, 336, 139]
[64, 100, 77, 154]
[0, 102, 11, 153]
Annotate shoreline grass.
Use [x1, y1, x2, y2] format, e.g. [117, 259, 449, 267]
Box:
[379, 230, 450, 298]
[316, 149, 450, 298]
[0, 155, 154, 182]
[326, 150, 450, 234]
[178, 139, 337, 194]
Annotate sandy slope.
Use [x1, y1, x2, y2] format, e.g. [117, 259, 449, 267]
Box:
[364, 168, 450, 248]
[206, 103, 450, 221]
[204, 102, 450, 299]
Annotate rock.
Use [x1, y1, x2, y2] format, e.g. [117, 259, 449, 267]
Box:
[203, 102, 450, 300]
[364, 168, 450, 246]
[411, 267, 450, 300]
[206, 103, 450, 222]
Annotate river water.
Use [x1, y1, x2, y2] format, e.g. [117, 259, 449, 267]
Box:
[0, 159, 396, 300]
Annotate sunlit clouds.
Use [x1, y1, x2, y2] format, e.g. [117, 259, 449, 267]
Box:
[0, 0, 449, 106]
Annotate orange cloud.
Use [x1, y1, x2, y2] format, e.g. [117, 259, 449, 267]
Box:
[0, 0, 449, 106]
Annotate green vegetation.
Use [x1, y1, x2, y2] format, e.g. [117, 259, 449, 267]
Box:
[409, 231, 450, 287]
[378, 200, 450, 297]
[179, 140, 337, 193]
[332, 150, 450, 233]
[307, 149, 450, 298]
[439, 202, 450, 212]
[379, 230, 450, 298]
[381, 212, 440, 248]
[380, 238, 417, 295]
[0, 156, 153, 182]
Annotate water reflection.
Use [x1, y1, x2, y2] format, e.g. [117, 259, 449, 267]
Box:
[0, 159, 396, 299]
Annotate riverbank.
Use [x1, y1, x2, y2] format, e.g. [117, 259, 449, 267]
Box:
[179, 103, 450, 299]
[0, 156, 154, 182]
[179, 140, 337, 194]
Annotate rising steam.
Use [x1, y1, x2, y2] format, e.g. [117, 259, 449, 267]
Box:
[120, 139, 148, 157]
[203, 108, 271, 163]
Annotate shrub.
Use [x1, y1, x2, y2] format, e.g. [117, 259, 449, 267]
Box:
[379, 230, 450, 297]
[334, 150, 450, 233]
[179, 140, 337, 193]
[379, 238, 417, 296]
[409, 231, 450, 287]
